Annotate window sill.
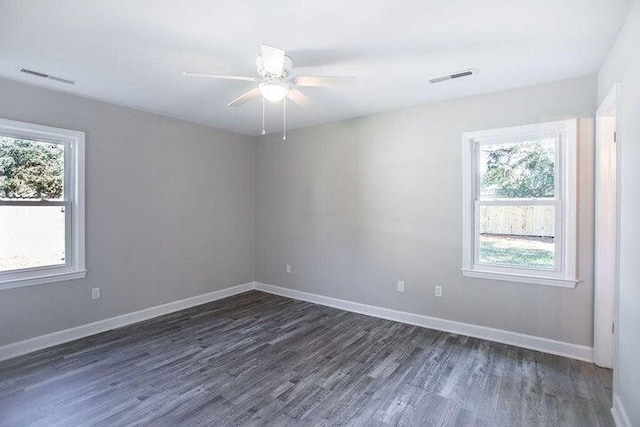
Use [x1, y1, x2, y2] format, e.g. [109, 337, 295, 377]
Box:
[0, 269, 87, 291]
[461, 268, 578, 288]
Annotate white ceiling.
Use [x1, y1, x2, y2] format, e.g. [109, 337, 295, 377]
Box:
[0, 0, 631, 135]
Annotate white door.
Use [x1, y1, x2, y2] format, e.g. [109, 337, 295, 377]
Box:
[593, 84, 619, 369]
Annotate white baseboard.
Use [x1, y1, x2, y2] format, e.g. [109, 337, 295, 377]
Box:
[611, 394, 632, 427]
[0, 281, 594, 364]
[0, 282, 254, 362]
[254, 282, 594, 363]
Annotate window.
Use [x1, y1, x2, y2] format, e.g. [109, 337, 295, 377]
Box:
[462, 120, 577, 287]
[0, 118, 85, 289]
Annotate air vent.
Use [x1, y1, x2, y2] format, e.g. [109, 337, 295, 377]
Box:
[20, 68, 75, 85]
[429, 69, 475, 84]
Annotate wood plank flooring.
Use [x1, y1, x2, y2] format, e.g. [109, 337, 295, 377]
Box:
[0, 291, 613, 426]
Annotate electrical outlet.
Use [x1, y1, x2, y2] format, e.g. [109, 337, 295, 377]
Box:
[397, 280, 405, 293]
[435, 286, 443, 297]
[286, 264, 291, 274]
[91, 287, 100, 300]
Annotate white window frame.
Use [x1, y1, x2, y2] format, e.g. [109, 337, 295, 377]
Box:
[461, 120, 578, 288]
[0, 118, 86, 290]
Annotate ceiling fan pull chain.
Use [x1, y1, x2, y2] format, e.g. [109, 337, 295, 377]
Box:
[261, 97, 266, 135]
[283, 97, 287, 141]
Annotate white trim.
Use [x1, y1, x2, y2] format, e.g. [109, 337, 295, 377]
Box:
[461, 268, 577, 288]
[612, 82, 624, 418]
[254, 282, 593, 362]
[593, 83, 620, 369]
[461, 119, 578, 286]
[0, 281, 594, 363]
[0, 282, 254, 362]
[0, 118, 86, 289]
[611, 394, 632, 427]
[0, 269, 87, 291]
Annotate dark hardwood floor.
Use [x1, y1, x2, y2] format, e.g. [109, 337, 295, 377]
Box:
[0, 291, 613, 426]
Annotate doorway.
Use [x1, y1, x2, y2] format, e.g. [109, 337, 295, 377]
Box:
[593, 84, 619, 369]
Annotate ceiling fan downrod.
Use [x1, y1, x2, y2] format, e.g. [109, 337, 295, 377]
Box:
[262, 97, 266, 135]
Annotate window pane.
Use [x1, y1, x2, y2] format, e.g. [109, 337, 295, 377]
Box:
[0, 206, 66, 272]
[479, 205, 555, 269]
[0, 136, 64, 200]
[479, 137, 555, 199]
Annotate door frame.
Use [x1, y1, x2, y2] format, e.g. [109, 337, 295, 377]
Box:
[593, 83, 621, 369]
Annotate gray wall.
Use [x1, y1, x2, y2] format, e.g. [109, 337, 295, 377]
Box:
[598, 2, 640, 424]
[0, 78, 255, 346]
[255, 76, 597, 346]
[0, 74, 600, 353]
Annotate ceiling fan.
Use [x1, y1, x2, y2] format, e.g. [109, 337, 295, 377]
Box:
[183, 45, 357, 138]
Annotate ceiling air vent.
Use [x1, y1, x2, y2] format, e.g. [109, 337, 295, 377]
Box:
[429, 69, 475, 84]
[20, 68, 75, 85]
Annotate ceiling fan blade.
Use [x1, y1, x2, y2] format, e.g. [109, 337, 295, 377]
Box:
[182, 72, 256, 82]
[228, 88, 260, 107]
[261, 45, 285, 75]
[295, 76, 358, 87]
[287, 88, 311, 107]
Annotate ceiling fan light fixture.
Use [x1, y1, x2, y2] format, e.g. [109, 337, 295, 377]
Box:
[258, 82, 289, 102]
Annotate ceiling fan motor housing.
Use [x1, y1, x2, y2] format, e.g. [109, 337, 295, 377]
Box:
[256, 55, 294, 80]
